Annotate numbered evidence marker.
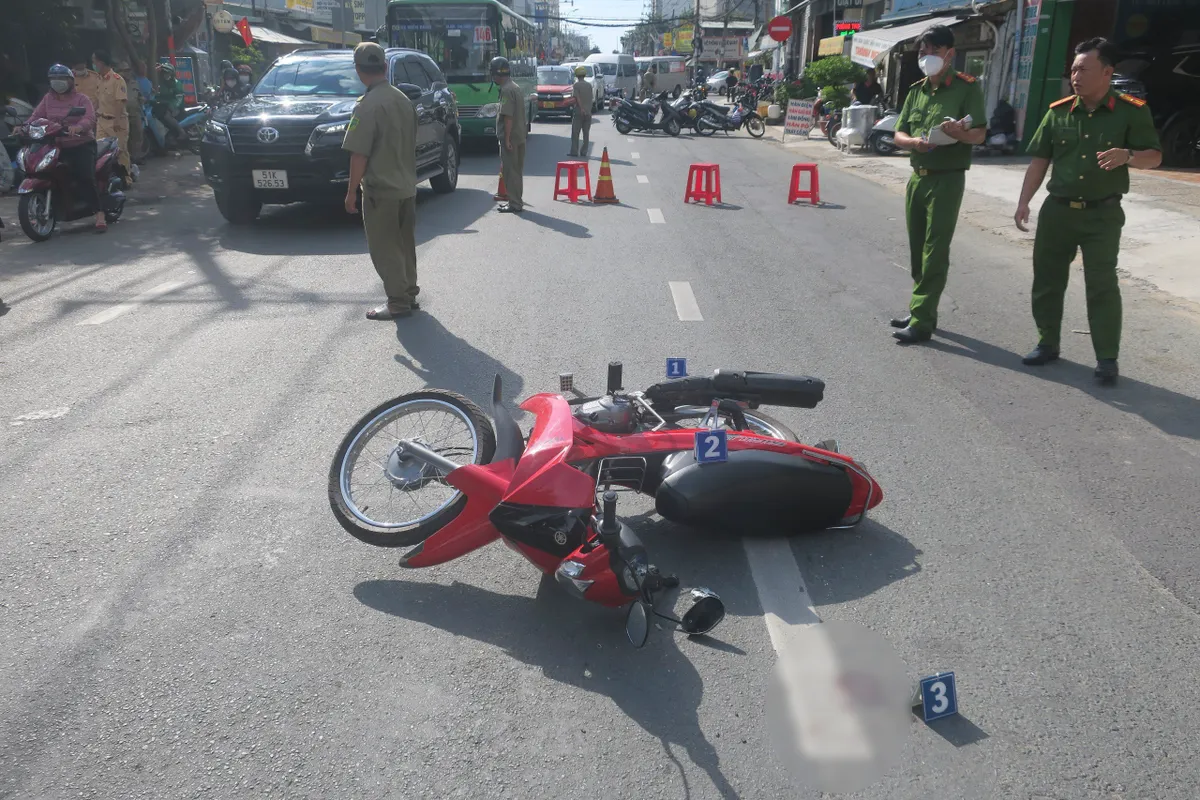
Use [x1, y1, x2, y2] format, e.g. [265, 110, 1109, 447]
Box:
[695, 428, 728, 464]
[666, 357, 688, 378]
[914, 672, 958, 723]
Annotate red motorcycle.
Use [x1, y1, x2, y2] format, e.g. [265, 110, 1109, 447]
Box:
[328, 363, 883, 645]
[16, 114, 126, 242]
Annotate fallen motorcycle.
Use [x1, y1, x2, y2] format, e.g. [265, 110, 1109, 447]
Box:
[328, 363, 883, 645]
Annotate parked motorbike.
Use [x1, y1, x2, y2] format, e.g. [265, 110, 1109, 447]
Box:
[975, 99, 1018, 156]
[826, 106, 843, 145]
[3, 100, 34, 192]
[15, 116, 126, 242]
[695, 98, 766, 138]
[867, 106, 899, 156]
[328, 363, 883, 644]
[670, 89, 704, 133]
[138, 100, 209, 160]
[612, 91, 682, 137]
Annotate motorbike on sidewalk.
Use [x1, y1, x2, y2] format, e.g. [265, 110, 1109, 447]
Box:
[137, 100, 210, 161]
[328, 362, 883, 646]
[695, 97, 766, 138]
[868, 107, 900, 156]
[612, 91, 682, 137]
[15, 115, 126, 242]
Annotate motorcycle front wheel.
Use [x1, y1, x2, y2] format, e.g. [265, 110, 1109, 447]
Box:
[664, 118, 681, 137]
[328, 390, 497, 548]
[615, 118, 633, 135]
[745, 116, 766, 138]
[17, 191, 55, 242]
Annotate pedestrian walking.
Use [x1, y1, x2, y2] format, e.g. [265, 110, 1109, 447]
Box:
[568, 65, 593, 158]
[1014, 37, 1161, 385]
[492, 57, 527, 214]
[889, 24, 987, 344]
[90, 51, 131, 185]
[341, 42, 421, 321]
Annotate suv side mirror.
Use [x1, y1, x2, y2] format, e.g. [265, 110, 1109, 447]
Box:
[396, 83, 423, 101]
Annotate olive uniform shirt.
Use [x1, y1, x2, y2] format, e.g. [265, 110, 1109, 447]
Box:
[498, 80, 528, 145]
[573, 78, 594, 116]
[1026, 91, 1161, 201]
[895, 71, 988, 171]
[342, 80, 418, 201]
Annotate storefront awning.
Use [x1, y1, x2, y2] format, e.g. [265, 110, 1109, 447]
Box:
[308, 26, 361, 46]
[818, 36, 848, 58]
[249, 26, 313, 47]
[850, 17, 965, 68]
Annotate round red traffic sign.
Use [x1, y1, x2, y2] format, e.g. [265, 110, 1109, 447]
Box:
[767, 15, 793, 43]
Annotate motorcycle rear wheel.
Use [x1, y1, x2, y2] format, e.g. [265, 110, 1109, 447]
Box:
[664, 118, 681, 137]
[661, 407, 797, 442]
[615, 118, 633, 135]
[17, 191, 55, 242]
[328, 390, 497, 548]
[696, 117, 716, 137]
[745, 117, 766, 138]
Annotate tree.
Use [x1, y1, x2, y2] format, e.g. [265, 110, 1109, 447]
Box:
[590, 46, 601, 54]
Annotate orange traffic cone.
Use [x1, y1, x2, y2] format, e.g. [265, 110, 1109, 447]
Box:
[592, 147, 619, 205]
[493, 167, 508, 202]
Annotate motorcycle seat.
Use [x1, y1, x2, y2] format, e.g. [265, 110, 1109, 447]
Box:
[644, 370, 825, 410]
[96, 137, 118, 155]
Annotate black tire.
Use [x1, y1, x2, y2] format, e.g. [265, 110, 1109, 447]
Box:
[328, 390, 497, 548]
[664, 118, 681, 137]
[696, 117, 716, 137]
[827, 120, 841, 145]
[745, 116, 765, 138]
[672, 86, 682, 99]
[871, 132, 897, 156]
[429, 135, 459, 194]
[615, 118, 633, 135]
[1162, 112, 1200, 168]
[17, 191, 54, 242]
[215, 190, 261, 225]
[104, 176, 125, 224]
[133, 130, 153, 164]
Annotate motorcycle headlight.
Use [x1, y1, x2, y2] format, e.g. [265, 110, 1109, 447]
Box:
[36, 148, 59, 172]
[305, 120, 350, 155]
[29, 125, 46, 140]
[202, 119, 230, 148]
[477, 103, 500, 118]
[554, 560, 594, 600]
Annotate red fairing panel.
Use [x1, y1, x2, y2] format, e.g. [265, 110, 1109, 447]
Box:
[399, 460, 515, 568]
[502, 394, 597, 509]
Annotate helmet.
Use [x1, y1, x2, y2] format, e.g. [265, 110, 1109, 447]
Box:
[48, 63, 73, 81]
[223, 68, 239, 81]
[220, 60, 234, 72]
[574, 66, 587, 78]
[237, 64, 252, 75]
[158, 63, 176, 77]
[488, 56, 511, 77]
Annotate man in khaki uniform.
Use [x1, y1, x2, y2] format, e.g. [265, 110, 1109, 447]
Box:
[119, 62, 144, 172]
[643, 64, 657, 99]
[91, 51, 131, 180]
[72, 58, 101, 106]
[342, 42, 420, 321]
[568, 65, 593, 158]
[492, 57, 527, 214]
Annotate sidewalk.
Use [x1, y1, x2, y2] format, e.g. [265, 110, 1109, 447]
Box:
[763, 123, 1200, 305]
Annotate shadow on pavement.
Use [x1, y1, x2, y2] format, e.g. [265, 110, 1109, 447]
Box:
[354, 579, 742, 799]
[458, 130, 598, 179]
[932, 329, 1200, 441]
[919, 712, 990, 748]
[510, 208, 591, 238]
[392, 313, 525, 411]
[789, 519, 922, 607]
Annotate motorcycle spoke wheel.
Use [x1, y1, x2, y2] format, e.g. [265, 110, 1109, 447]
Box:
[328, 392, 495, 546]
[746, 117, 765, 138]
[664, 407, 797, 442]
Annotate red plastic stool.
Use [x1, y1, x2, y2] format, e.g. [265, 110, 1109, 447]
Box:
[684, 163, 722, 205]
[788, 163, 820, 205]
[554, 161, 592, 203]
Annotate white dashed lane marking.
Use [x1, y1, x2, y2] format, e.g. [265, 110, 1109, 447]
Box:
[637, 175, 649, 184]
[77, 280, 188, 325]
[668, 281, 702, 320]
[630, 151, 640, 160]
[647, 208, 665, 224]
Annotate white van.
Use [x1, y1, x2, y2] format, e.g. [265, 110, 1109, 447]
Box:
[584, 53, 637, 99]
[635, 56, 688, 97]
[561, 61, 606, 112]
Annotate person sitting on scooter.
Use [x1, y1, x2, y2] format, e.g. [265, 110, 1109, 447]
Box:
[215, 67, 241, 106]
[30, 64, 105, 231]
[153, 63, 187, 143]
[235, 65, 254, 98]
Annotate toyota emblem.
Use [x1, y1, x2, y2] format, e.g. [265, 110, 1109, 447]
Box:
[256, 127, 280, 143]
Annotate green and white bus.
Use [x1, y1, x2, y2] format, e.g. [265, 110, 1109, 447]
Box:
[387, 0, 539, 144]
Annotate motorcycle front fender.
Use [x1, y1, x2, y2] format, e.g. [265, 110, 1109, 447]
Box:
[17, 177, 50, 193]
[398, 460, 515, 569]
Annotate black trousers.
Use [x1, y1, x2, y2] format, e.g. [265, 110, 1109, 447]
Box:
[62, 142, 99, 214]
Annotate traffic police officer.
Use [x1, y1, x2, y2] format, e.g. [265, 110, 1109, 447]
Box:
[568, 65, 594, 158]
[492, 57, 527, 214]
[1015, 37, 1161, 384]
[890, 25, 987, 344]
[342, 41, 421, 320]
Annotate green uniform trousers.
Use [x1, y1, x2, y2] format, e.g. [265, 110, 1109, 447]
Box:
[501, 143, 526, 210]
[362, 193, 418, 311]
[1032, 197, 1124, 360]
[570, 114, 591, 157]
[904, 171, 966, 332]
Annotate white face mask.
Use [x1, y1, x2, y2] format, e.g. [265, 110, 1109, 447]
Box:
[918, 54, 945, 77]
[50, 80, 71, 94]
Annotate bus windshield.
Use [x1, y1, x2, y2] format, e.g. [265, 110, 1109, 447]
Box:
[389, 4, 500, 84]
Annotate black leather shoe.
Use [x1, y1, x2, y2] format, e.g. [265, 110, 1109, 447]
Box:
[890, 314, 912, 329]
[1094, 359, 1118, 385]
[892, 326, 932, 344]
[1022, 345, 1060, 366]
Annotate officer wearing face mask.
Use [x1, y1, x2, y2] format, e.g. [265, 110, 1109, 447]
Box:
[890, 25, 986, 345]
[216, 68, 241, 106]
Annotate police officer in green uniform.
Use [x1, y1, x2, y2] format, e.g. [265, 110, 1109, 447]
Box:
[568, 65, 594, 158]
[890, 25, 987, 344]
[1015, 37, 1162, 384]
[343, 41, 420, 320]
[492, 57, 528, 214]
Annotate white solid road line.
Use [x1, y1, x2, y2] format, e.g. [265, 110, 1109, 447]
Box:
[743, 538, 875, 761]
[668, 281, 702, 320]
[627, 137, 635, 143]
[77, 280, 188, 326]
[647, 208, 666, 224]
[630, 151, 640, 160]
[637, 175, 650, 184]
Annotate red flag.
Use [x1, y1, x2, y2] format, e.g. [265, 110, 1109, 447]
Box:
[235, 17, 253, 48]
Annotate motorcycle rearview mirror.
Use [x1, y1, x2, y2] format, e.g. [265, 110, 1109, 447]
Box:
[68, 106, 86, 117]
[678, 588, 726, 636]
[625, 601, 650, 648]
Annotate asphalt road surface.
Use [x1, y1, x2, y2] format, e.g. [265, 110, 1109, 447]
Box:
[2, 113, 1200, 800]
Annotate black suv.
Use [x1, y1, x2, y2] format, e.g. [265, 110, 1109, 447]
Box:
[200, 47, 460, 224]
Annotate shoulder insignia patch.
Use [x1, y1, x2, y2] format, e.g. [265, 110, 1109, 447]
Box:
[1118, 93, 1147, 108]
[1049, 95, 1075, 109]
[956, 72, 977, 83]
[348, 115, 359, 132]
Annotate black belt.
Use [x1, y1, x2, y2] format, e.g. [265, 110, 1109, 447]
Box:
[1050, 194, 1122, 210]
[912, 168, 966, 176]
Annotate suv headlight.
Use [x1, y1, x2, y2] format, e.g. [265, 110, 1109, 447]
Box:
[202, 119, 230, 148]
[477, 103, 500, 118]
[305, 120, 349, 155]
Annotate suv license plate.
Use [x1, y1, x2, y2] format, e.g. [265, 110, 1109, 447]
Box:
[253, 170, 288, 189]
